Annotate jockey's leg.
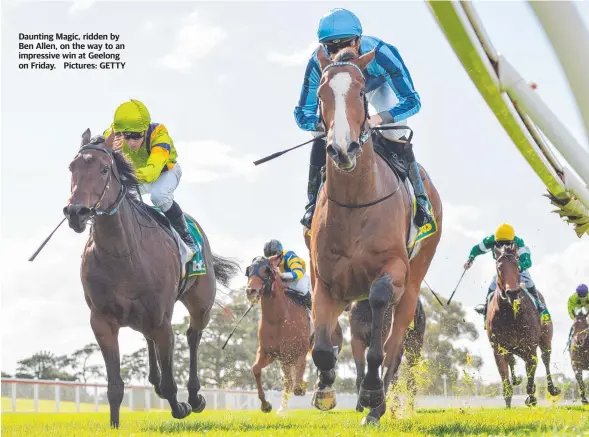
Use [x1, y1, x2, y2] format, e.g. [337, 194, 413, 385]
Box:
[290, 275, 313, 311]
[520, 270, 546, 313]
[366, 84, 431, 227]
[150, 164, 197, 253]
[301, 137, 326, 228]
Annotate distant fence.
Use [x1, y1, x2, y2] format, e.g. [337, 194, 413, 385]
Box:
[1, 378, 580, 413]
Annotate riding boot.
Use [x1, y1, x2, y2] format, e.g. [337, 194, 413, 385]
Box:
[409, 160, 433, 227]
[526, 285, 550, 322]
[303, 292, 313, 311]
[300, 164, 322, 228]
[164, 201, 197, 254]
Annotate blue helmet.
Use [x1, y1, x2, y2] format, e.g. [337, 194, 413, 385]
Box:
[263, 239, 283, 258]
[317, 8, 362, 43]
[577, 284, 588, 297]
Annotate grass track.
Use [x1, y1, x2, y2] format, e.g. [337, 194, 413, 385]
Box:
[2, 406, 589, 437]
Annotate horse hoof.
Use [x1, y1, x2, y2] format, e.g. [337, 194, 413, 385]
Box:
[525, 396, 538, 407]
[581, 397, 588, 405]
[312, 349, 336, 372]
[261, 402, 272, 413]
[548, 386, 561, 397]
[190, 393, 206, 413]
[512, 377, 522, 387]
[356, 403, 364, 413]
[360, 416, 380, 427]
[293, 387, 306, 396]
[172, 402, 192, 419]
[312, 386, 336, 411]
[359, 385, 384, 410]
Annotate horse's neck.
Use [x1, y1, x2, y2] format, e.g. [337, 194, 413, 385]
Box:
[260, 285, 288, 323]
[325, 140, 380, 205]
[90, 200, 140, 258]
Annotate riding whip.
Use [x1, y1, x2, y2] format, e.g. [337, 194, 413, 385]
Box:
[253, 134, 326, 166]
[28, 217, 66, 262]
[221, 304, 254, 350]
[423, 279, 444, 307]
[446, 268, 468, 305]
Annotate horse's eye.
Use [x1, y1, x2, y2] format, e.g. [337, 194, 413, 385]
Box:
[101, 167, 109, 175]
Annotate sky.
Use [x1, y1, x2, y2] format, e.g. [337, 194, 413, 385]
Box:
[1, 0, 589, 386]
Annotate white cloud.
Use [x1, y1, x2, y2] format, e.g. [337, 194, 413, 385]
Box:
[267, 42, 317, 67]
[441, 202, 486, 241]
[176, 140, 259, 183]
[159, 11, 227, 71]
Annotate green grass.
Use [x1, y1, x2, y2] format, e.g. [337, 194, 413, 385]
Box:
[2, 406, 589, 437]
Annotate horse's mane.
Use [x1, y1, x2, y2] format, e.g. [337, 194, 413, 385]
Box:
[87, 135, 140, 202]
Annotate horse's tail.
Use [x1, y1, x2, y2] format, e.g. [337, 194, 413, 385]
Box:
[212, 254, 241, 288]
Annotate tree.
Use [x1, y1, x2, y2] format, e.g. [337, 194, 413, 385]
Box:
[15, 351, 76, 381]
[70, 343, 104, 383]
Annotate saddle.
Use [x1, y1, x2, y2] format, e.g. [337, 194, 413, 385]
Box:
[285, 288, 312, 310]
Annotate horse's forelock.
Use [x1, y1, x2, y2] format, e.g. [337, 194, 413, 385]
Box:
[334, 48, 357, 63]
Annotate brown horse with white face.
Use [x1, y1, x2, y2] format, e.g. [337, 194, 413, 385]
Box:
[63, 130, 240, 428]
[486, 242, 560, 408]
[245, 255, 311, 414]
[306, 47, 443, 422]
[570, 307, 589, 404]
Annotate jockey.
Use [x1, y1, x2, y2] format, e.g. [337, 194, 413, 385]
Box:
[568, 284, 589, 345]
[263, 239, 312, 311]
[466, 223, 549, 320]
[294, 8, 431, 229]
[103, 99, 197, 254]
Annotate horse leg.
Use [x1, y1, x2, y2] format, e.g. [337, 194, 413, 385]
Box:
[152, 321, 192, 419]
[146, 338, 163, 398]
[351, 335, 366, 413]
[278, 362, 293, 415]
[253, 347, 274, 413]
[90, 311, 124, 428]
[293, 353, 308, 396]
[360, 260, 406, 410]
[493, 350, 513, 408]
[524, 353, 538, 407]
[508, 354, 521, 386]
[574, 366, 588, 404]
[311, 283, 346, 411]
[186, 325, 206, 412]
[540, 341, 561, 396]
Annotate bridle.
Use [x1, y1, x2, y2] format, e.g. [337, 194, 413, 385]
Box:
[318, 60, 400, 209]
[70, 140, 127, 217]
[245, 258, 275, 299]
[495, 244, 521, 300]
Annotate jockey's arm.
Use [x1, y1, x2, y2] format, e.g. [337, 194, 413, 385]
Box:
[467, 235, 494, 264]
[293, 54, 323, 132]
[514, 237, 532, 271]
[568, 294, 577, 320]
[281, 251, 305, 282]
[374, 44, 421, 124]
[135, 125, 172, 184]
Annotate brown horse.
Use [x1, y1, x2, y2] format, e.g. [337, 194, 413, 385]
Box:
[304, 47, 443, 419]
[486, 242, 560, 408]
[245, 255, 312, 414]
[350, 297, 426, 424]
[64, 130, 240, 427]
[570, 307, 589, 404]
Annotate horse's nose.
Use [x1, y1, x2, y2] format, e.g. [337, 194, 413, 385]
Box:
[348, 141, 360, 158]
[64, 204, 91, 218]
[326, 144, 339, 162]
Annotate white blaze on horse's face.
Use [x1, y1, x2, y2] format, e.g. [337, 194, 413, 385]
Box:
[327, 72, 357, 170]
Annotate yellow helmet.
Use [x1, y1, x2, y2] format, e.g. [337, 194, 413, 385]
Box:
[112, 99, 151, 133]
[495, 223, 515, 242]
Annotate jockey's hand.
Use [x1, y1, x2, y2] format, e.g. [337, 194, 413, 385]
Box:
[280, 272, 295, 282]
[464, 260, 473, 270]
[368, 114, 383, 128]
[113, 134, 123, 152]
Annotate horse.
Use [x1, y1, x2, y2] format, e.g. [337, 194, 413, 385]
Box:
[350, 297, 426, 424]
[485, 242, 561, 408]
[245, 255, 312, 414]
[304, 46, 443, 422]
[63, 130, 240, 427]
[570, 307, 589, 404]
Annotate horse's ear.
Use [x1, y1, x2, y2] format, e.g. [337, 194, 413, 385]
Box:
[316, 45, 331, 71]
[81, 128, 91, 147]
[493, 245, 501, 257]
[355, 49, 376, 71]
[104, 130, 114, 150]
